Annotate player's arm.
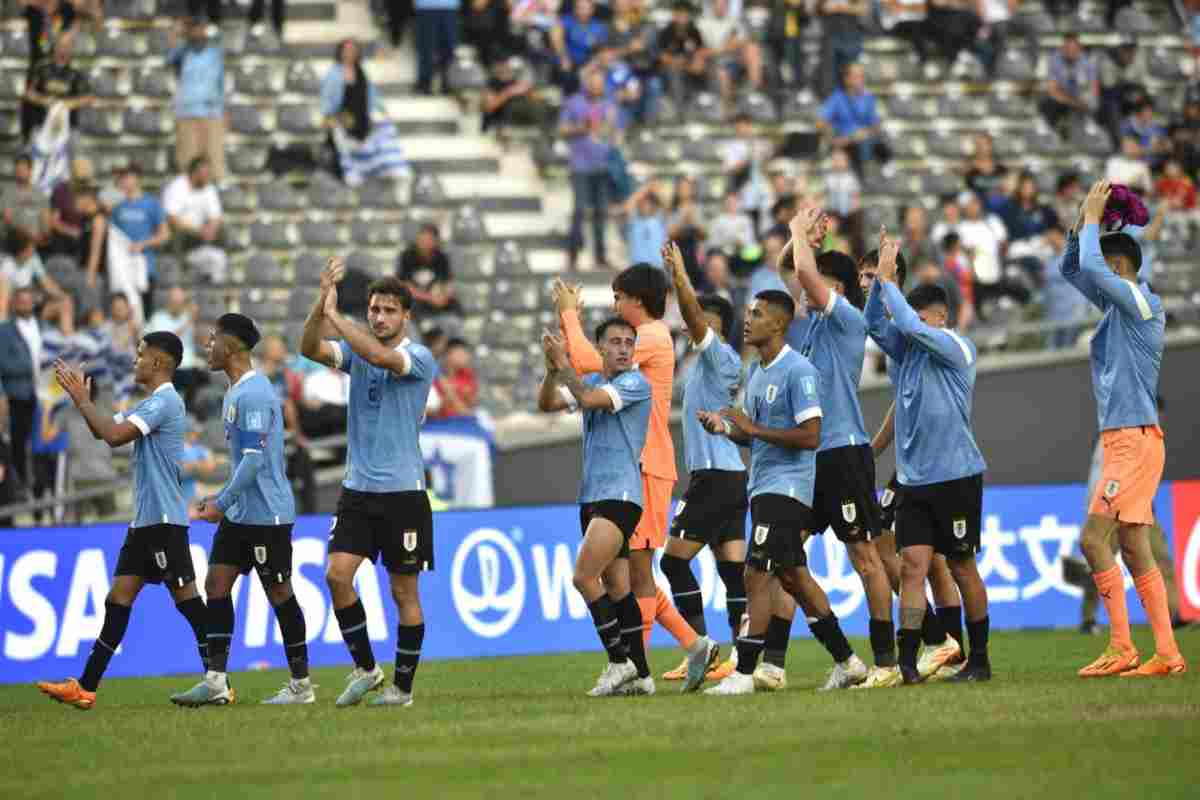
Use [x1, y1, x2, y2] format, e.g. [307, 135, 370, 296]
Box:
[299, 279, 341, 368]
[553, 279, 604, 374]
[872, 401, 895, 458]
[881, 280, 975, 369]
[542, 330, 627, 411]
[789, 204, 833, 311]
[664, 240, 708, 345]
[325, 305, 414, 376]
[699, 410, 753, 445]
[723, 406, 821, 450]
[54, 360, 143, 447]
[537, 368, 572, 413]
[864, 278, 906, 363]
[1077, 223, 1156, 321]
[212, 395, 268, 514]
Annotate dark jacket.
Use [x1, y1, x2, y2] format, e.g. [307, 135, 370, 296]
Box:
[0, 321, 35, 400]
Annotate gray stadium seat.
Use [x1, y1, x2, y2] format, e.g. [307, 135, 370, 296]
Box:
[493, 241, 528, 275]
[302, 220, 345, 248]
[350, 218, 400, 246]
[241, 290, 287, 322]
[230, 104, 272, 135]
[684, 92, 725, 124]
[886, 94, 931, 121]
[133, 67, 173, 99]
[448, 246, 490, 280]
[457, 282, 491, 314]
[125, 147, 169, 175]
[452, 207, 485, 243]
[1148, 49, 1184, 81]
[293, 253, 325, 284]
[220, 185, 257, 214]
[78, 108, 123, 137]
[1115, 7, 1155, 36]
[245, 28, 283, 56]
[235, 65, 280, 96]
[95, 28, 147, 59]
[250, 220, 297, 248]
[229, 148, 268, 177]
[737, 92, 778, 125]
[996, 52, 1035, 82]
[412, 174, 445, 205]
[447, 57, 488, 92]
[680, 137, 722, 163]
[3, 30, 30, 59]
[922, 170, 964, 198]
[196, 290, 228, 320]
[926, 130, 968, 159]
[288, 287, 320, 319]
[258, 181, 305, 212]
[279, 105, 322, 135]
[345, 251, 383, 277]
[400, 215, 436, 244]
[88, 68, 126, 99]
[937, 94, 987, 120]
[988, 94, 1029, 119]
[106, 0, 156, 19]
[245, 253, 281, 281]
[628, 134, 675, 163]
[889, 134, 925, 160]
[492, 280, 538, 312]
[158, 255, 185, 286]
[124, 107, 169, 137]
[359, 180, 404, 208]
[286, 63, 322, 95]
[307, 177, 357, 211]
[780, 89, 821, 122]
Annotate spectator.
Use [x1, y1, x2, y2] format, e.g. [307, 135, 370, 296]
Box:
[816, 0, 869, 98]
[667, 175, 705, 283]
[0, 286, 40, 491]
[20, 32, 92, 144]
[481, 58, 550, 135]
[414, 0, 461, 95]
[166, 17, 227, 185]
[1168, 91, 1200, 178]
[924, 0, 980, 72]
[187, 0, 223, 25]
[63, 353, 116, 523]
[257, 333, 316, 511]
[765, 192, 798, 241]
[1120, 100, 1172, 169]
[767, 0, 812, 87]
[698, 0, 765, 103]
[702, 250, 735, 298]
[657, 0, 711, 108]
[1050, 172, 1083, 232]
[552, 0, 609, 91]
[146, 287, 204, 397]
[823, 146, 861, 219]
[619, 182, 668, 268]
[560, 64, 622, 270]
[708, 190, 757, 267]
[747, 229, 807, 350]
[879, 0, 930, 65]
[1105, 136, 1153, 194]
[430, 338, 480, 418]
[1155, 159, 1199, 238]
[962, 131, 1008, 199]
[398, 222, 460, 317]
[30, 379, 70, 522]
[594, 45, 647, 129]
[299, 366, 349, 440]
[821, 212, 853, 255]
[163, 156, 228, 285]
[464, 0, 522, 68]
[912, 257, 969, 330]
[321, 40, 410, 186]
[2, 231, 66, 317]
[2, 154, 52, 251]
[423, 326, 450, 360]
[103, 292, 139, 410]
[248, 0, 287, 38]
[1039, 32, 1099, 138]
[930, 192, 962, 244]
[1097, 39, 1149, 148]
[1005, 172, 1060, 244]
[179, 415, 217, 504]
[607, 0, 661, 120]
[955, 190, 1008, 293]
[110, 164, 169, 299]
[45, 157, 93, 258]
[1042, 223, 1087, 349]
[900, 204, 939, 268]
[974, 0, 1038, 79]
[73, 185, 107, 300]
[940, 231, 975, 325]
[21, 0, 93, 74]
[721, 113, 771, 228]
[816, 62, 885, 173]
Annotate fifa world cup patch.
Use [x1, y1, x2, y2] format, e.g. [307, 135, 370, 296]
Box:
[753, 525, 769, 545]
[953, 519, 967, 539]
[254, 545, 268, 565]
[1104, 480, 1120, 499]
[403, 530, 419, 552]
[841, 501, 857, 524]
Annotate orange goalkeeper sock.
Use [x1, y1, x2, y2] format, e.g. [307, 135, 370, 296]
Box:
[654, 586, 698, 650]
[1093, 565, 1133, 652]
[1134, 568, 1181, 660]
[637, 596, 656, 647]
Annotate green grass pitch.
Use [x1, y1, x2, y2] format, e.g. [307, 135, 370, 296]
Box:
[1, 628, 1197, 800]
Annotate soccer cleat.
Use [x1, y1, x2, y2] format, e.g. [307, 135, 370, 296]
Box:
[661, 657, 689, 681]
[927, 660, 967, 682]
[703, 671, 755, 695]
[917, 637, 963, 680]
[368, 685, 414, 706]
[261, 678, 316, 705]
[850, 665, 902, 689]
[1119, 654, 1187, 677]
[587, 660, 637, 697]
[335, 665, 385, 707]
[706, 657, 737, 681]
[37, 678, 96, 710]
[947, 662, 992, 682]
[1078, 646, 1140, 678]
[682, 636, 719, 693]
[752, 662, 787, 691]
[818, 654, 868, 691]
[617, 676, 656, 696]
[170, 672, 236, 707]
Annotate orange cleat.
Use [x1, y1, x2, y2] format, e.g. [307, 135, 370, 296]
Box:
[661, 657, 689, 681]
[706, 657, 736, 681]
[1078, 646, 1140, 678]
[37, 678, 96, 710]
[1120, 654, 1187, 677]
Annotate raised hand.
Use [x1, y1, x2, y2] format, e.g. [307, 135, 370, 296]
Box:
[697, 410, 727, 436]
[541, 328, 569, 370]
[551, 278, 582, 315]
[1083, 180, 1112, 226]
[877, 230, 900, 283]
[54, 359, 90, 407]
[662, 241, 687, 284]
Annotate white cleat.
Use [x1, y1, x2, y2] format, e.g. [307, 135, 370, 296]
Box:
[752, 662, 787, 691]
[261, 677, 316, 705]
[617, 676, 656, 696]
[587, 660, 637, 697]
[819, 654, 869, 691]
[335, 665, 385, 707]
[704, 671, 755, 695]
[170, 671, 236, 707]
[928, 660, 967, 683]
[917, 637, 963, 680]
[368, 685, 414, 707]
[850, 665, 902, 690]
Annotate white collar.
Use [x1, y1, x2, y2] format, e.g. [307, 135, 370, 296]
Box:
[393, 337, 411, 351]
[762, 344, 792, 370]
[151, 381, 175, 395]
[232, 369, 257, 388]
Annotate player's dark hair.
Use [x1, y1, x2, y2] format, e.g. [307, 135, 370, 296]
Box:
[367, 275, 414, 309]
[216, 312, 261, 350]
[143, 331, 184, 370]
[906, 283, 950, 312]
[942, 232, 961, 251]
[595, 317, 636, 342]
[698, 294, 735, 339]
[860, 248, 908, 290]
[1099, 231, 1142, 273]
[612, 263, 668, 319]
[755, 289, 795, 322]
[817, 251, 865, 310]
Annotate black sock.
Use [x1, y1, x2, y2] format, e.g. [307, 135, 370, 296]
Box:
[810, 614, 854, 664]
[717, 561, 746, 643]
[394, 623, 424, 693]
[273, 594, 308, 679]
[736, 631, 765, 676]
[616, 593, 650, 678]
[898, 628, 921, 671]
[937, 605, 964, 649]
[920, 602, 945, 646]
[175, 596, 209, 672]
[587, 596, 627, 663]
[869, 618, 897, 667]
[334, 599, 376, 671]
[662, 554, 706, 636]
[966, 615, 990, 667]
[763, 614, 793, 668]
[80, 601, 132, 692]
[204, 595, 234, 673]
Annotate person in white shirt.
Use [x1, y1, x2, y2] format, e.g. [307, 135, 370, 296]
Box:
[879, 0, 930, 63]
[1104, 135, 1153, 194]
[162, 155, 227, 284]
[145, 285, 205, 401]
[707, 191, 757, 256]
[0, 230, 65, 319]
[698, 0, 764, 102]
[823, 146, 861, 217]
[954, 191, 1007, 286]
[974, 0, 1038, 78]
[720, 113, 771, 225]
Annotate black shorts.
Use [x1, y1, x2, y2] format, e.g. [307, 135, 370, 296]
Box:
[878, 472, 903, 533]
[670, 469, 749, 548]
[810, 444, 883, 543]
[330, 489, 435, 574]
[746, 494, 814, 573]
[580, 500, 642, 559]
[115, 524, 196, 588]
[895, 474, 984, 559]
[210, 520, 295, 585]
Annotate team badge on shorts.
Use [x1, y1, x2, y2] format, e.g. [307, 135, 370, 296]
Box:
[754, 525, 769, 545]
[765, 385, 777, 403]
[254, 545, 268, 565]
[841, 501, 857, 523]
[154, 550, 168, 569]
[1105, 480, 1120, 499]
[225, 405, 236, 424]
[880, 489, 894, 508]
[403, 530, 418, 552]
[953, 519, 967, 539]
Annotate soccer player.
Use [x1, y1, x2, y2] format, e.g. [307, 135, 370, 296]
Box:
[701, 290, 857, 695]
[300, 260, 439, 707]
[37, 332, 209, 709]
[864, 234, 991, 684]
[554, 268, 716, 684]
[1063, 180, 1185, 677]
[659, 241, 749, 683]
[538, 320, 657, 696]
[171, 313, 310, 706]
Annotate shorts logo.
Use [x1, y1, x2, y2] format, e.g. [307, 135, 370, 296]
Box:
[953, 519, 967, 539]
[254, 545, 267, 565]
[753, 525, 769, 545]
[841, 501, 857, 524]
[403, 530, 418, 552]
[765, 385, 777, 404]
[881, 489, 894, 508]
[225, 405, 236, 423]
[1105, 480, 1120, 499]
[154, 550, 168, 569]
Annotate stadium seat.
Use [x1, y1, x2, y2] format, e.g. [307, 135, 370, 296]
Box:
[345, 250, 382, 277]
[938, 93, 987, 120]
[0, 69, 23, 100]
[133, 67, 174, 99]
[78, 108, 123, 137]
[307, 176, 357, 211]
[286, 63, 322, 95]
[278, 105, 322, 135]
[241, 290, 287, 321]
[456, 282, 491, 314]
[288, 287, 321, 319]
[412, 174, 446, 206]
[737, 91, 778, 125]
[359, 180, 404, 209]
[447, 246, 490, 280]
[230, 104, 273, 135]
[250, 220, 298, 248]
[399, 215, 437, 244]
[196, 290, 229, 320]
[293, 253, 325, 284]
[447, 57, 488, 92]
[1148, 49, 1184, 81]
[926, 129, 968, 159]
[922, 170, 964, 198]
[302, 220, 345, 248]
[996, 52, 1035, 82]
[157, 255, 186, 286]
[95, 28, 147, 59]
[680, 137, 722, 163]
[220, 185, 257, 214]
[124, 107, 170, 137]
[889, 134, 925, 160]
[245, 252, 281, 281]
[492, 280, 538, 312]
[685, 92, 725, 124]
[350, 217, 401, 246]
[628, 133, 675, 163]
[3, 30, 30, 59]
[229, 148, 268, 177]
[235, 64, 280, 97]
[88, 68, 127, 99]
[452, 206, 485, 244]
[493, 240, 528, 275]
[988, 94, 1029, 119]
[106, 0, 156, 19]
[487, 312, 536, 347]
[887, 93, 931, 121]
[258, 181, 305, 212]
[780, 89, 821, 122]
[1115, 7, 1156, 36]
[245, 28, 283, 56]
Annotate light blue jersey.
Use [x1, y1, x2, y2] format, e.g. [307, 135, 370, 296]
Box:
[572, 370, 652, 505]
[119, 382, 188, 527]
[865, 280, 987, 487]
[215, 371, 296, 525]
[334, 337, 438, 493]
[682, 329, 745, 473]
[742, 346, 822, 503]
[800, 292, 869, 451]
[1060, 224, 1164, 432]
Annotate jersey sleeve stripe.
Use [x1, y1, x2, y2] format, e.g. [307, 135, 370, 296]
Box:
[695, 328, 715, 352]
[823, 290, 838, 316]
[943, 330, 974, 365]
[394, 345, 413, 375]
[795, 406, 822, 424]
[327, 340, 343, 369]
[1121, 279, 1154, 320]
[558, 386, 578, 411]
[602, 384, 624, 412]
[126, 414, 150, 436]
